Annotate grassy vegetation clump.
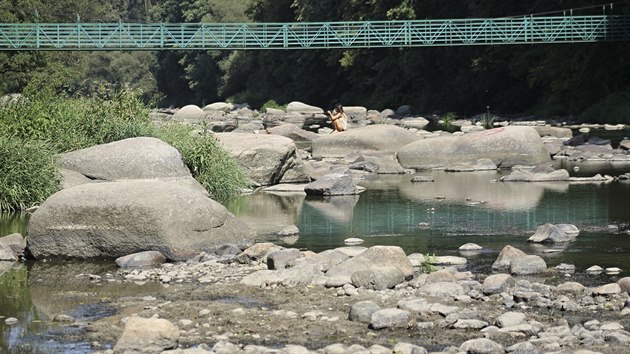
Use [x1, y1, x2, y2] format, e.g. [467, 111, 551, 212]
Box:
[156, 124, 248, 201]
[0, 137, 59, 212]
[0, 85, 248, 212]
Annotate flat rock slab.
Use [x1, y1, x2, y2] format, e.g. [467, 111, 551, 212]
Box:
[312, 125, 418, 158]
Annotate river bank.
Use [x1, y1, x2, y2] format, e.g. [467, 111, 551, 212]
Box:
[11, 241, 630, 354]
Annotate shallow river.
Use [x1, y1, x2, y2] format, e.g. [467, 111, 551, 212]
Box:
[1, 171, 630, 352]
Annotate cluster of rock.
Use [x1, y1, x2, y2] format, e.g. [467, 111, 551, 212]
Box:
[74, 236, 630, 354]
[155, 101, 630, 186]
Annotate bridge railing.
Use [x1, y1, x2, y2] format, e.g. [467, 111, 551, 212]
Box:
[1, 15, 629, 50]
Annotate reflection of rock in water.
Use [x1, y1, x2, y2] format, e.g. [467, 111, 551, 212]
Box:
[399, 171, 568, 211]
[0, 261, 19, 277]
[28, 262, 165, 320]
[227, 192, 305, 237]
[304, 195, 360, 223]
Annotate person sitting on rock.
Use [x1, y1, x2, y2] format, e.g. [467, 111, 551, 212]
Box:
[327, 103, 348, 133]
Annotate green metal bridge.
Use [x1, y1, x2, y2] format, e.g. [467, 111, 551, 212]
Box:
[1, 15, 629, 51]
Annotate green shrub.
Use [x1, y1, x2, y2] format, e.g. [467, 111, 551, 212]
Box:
[155, 123, 248, 201]
[0, 137, 59, 213]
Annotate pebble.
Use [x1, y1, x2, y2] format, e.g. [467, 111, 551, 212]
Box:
[4, 317, 18, 325]
[344, 238, 364, 245]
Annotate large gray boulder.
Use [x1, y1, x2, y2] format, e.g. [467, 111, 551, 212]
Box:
[397, 126, 551, 170]
[215, 133, 309, 186]
[173, 104, 205, 122]
[59, 137, 190, 181]
[492, 245, 527, 271]
[312, 125, 418, 158]
[528, 223, 571, 243]
[27, 180, 255, 260]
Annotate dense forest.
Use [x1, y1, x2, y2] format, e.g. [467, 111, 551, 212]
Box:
[1, 0, 630, 122]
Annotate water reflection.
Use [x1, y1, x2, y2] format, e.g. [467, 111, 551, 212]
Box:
[0, 261, 167, 353]
[396, 171, 568, 211]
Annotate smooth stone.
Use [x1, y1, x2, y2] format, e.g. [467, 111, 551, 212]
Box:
[482, 274, 515, 295]
[369, 308, 411, 329]
[344, 238, 364, 245]
[459, 243, 483, 251]
[586, 265, 604, 274]
[593, 283, 622, 295]
[459, 338, 504, 354]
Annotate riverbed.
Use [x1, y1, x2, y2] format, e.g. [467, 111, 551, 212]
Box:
[1, 171, 630, 352]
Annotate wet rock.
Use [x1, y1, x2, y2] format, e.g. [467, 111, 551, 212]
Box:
[482, 274, 515, 295]
[304, 168, 363, 196]
[348, 301, 381, 323]
[115, 251, 167, 268]
[528, 223, 571, 243]
[113, 317, 179, 353]
[370, 308, 411, 329]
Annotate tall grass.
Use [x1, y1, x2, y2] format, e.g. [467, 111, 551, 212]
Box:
[156, 123, 248, 201]
[0, 137, 59, 212]
[0, 86, 248, 211]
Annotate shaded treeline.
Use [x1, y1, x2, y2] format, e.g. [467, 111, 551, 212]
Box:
[1, 0, 629, 122]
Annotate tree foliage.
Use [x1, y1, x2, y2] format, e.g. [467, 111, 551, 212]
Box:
[0, 0, 629, 122]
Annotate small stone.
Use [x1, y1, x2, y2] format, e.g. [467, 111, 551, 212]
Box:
[459, 338, 504, 354]
[344, 238, 364, 245]
[605, 267, 622, 275]
[586, 265, 604, 274]
[593, 283, 622, 296]
[459, 243, 483, 251]
[4, 317, 18, 325]
[52, 314, 75, 323]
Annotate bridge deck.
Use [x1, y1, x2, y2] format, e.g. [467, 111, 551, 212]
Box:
[1, 15, 629, 51]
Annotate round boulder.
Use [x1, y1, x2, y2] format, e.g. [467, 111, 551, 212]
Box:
[27, 180, 256, 260]
[59, 137, 190, 181]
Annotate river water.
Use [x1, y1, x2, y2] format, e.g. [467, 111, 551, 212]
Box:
[1, 170, 630, 352]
